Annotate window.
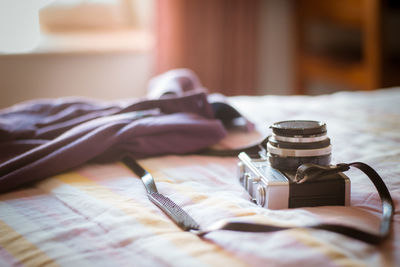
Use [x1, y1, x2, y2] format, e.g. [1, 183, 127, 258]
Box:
[37, 0, 154, 53]
[40, 0, 138, 32]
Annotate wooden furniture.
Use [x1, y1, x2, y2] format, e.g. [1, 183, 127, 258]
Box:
[294, 0, 397, 94]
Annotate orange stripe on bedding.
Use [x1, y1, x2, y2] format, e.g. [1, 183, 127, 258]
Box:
[0, 220, 59, 267]
[50, 171, 249, 267]
[52, 172, 175, 232]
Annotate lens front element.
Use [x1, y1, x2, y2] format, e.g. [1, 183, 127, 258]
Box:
[267, 120, 331, 171]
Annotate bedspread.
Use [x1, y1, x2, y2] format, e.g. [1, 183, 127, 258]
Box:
[1, 88, 400, 267]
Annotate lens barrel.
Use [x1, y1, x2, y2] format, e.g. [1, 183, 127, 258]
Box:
[267, 120, 331, 171]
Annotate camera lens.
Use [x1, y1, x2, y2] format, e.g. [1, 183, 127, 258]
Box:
[267, 120, 331, 171]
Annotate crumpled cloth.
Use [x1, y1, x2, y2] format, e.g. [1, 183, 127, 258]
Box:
[0, 69, 251, 193]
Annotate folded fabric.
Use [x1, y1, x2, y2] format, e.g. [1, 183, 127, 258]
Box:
[0, 91, 231, 193]
[0, 69, 252, 194]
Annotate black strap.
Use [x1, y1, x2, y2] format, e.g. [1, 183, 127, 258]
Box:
[200, 162, 394, 245]
[122, 156, 200, 231]
[124, 142, 394, 245]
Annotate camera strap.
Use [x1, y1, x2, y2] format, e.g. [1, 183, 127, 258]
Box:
[124, 151, 394, 245]
[196, 162, 394, 245]
[122, 156, 201, 232]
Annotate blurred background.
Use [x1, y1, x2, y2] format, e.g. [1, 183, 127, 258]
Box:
[0, 0, 399, 108]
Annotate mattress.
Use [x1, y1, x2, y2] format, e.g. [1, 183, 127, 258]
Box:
[1, 88, 399, 266]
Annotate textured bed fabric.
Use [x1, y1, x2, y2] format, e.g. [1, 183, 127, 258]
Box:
[0, 88, 400, 266]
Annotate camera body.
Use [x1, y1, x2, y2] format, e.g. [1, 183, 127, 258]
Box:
[238, 152, 350, 209]
[238, 120, 350, 209]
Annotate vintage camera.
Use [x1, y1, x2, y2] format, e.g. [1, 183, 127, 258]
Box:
[238, 120, 350, 209]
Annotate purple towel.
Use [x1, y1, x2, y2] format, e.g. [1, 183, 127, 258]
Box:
[0, 69, 252, 193]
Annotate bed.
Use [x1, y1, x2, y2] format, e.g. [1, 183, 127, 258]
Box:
[0, 87, 399, 266]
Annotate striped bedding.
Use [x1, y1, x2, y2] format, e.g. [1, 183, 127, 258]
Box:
[1, 88, 399, 266]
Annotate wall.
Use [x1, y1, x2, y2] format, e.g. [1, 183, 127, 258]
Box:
[0, 51, 153, 109]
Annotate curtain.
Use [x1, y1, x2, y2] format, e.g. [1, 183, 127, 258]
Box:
[156, 0, 260, 95]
